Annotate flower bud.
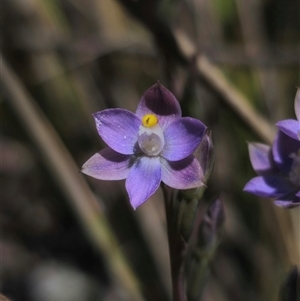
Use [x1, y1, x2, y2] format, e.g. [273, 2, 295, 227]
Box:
[279, 266, 299, 301]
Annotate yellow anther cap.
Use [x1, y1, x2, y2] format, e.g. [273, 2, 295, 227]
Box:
[142, 114, 158, 128]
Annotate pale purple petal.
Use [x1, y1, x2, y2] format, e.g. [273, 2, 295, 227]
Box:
[274, 200, 300, 208]
[125, 156, 161, 209]
[243, 175, 295, 198]
[93, 109, 141, 155]
[276, 119, 299, 140]
[81, 148, 131, 180]
[248, 142, 275, 175]
[136, 83, 181, 130]
[274, 192, 300, 208]
[160, 156, 204, 189]
[162, 117, 206, 161]
[295, 88, 300, 121]
[272, 131, 300, 172]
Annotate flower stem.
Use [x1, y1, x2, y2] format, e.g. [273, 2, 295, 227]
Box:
[162, 184, 187, 301]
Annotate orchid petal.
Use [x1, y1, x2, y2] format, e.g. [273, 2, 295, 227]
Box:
[272, 131, 300, 172]
[276, 119, 299, 140]
[160, 156, 204, 189]
[81, 148, 131, 180]
[243, 175, 295, 198]
[274, 191, 300, 208]
[248, 142, 276, 175]
[93, 109, 140, 155]
[273, 200, 300, 208]
[136, 83, 181, 130]
[162, 117, 206, 161]
[125, 156, 161, 209]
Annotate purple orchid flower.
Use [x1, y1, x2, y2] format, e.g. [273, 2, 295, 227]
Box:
[244, 130, 300, 208]
[82, 83, 207, 209]
[276, 88, 300, 141]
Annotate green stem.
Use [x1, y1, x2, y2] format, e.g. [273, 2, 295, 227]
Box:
[162, 184, 187, 301]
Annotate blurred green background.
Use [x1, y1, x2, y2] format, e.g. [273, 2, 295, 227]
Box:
[1, 0, 300, 300]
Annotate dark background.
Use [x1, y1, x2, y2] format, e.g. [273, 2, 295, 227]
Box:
[1, 0, 300, 300]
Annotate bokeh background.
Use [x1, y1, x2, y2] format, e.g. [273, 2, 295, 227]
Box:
[1, 0, 300, 300]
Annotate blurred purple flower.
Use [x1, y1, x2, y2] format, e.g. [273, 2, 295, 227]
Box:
[276, 88, 300, 141]
[82, 83, 207, 209]
[244, 131, 300, 208]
